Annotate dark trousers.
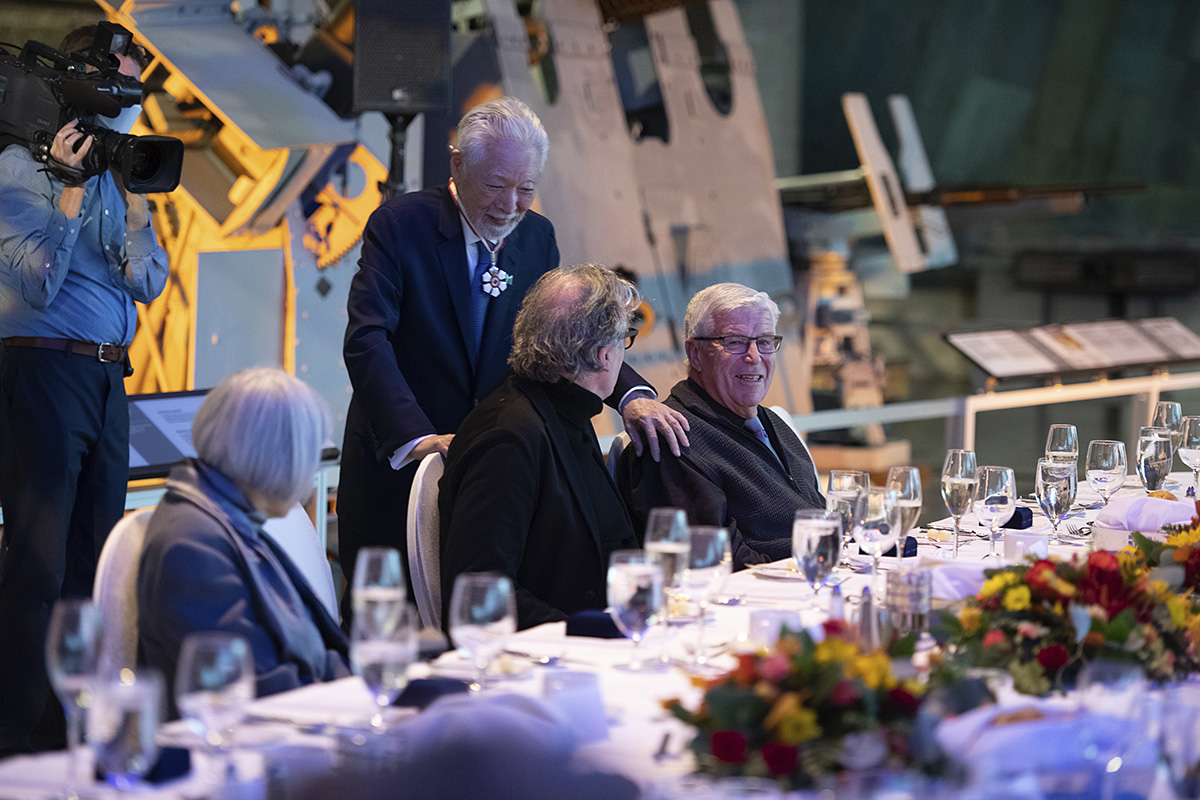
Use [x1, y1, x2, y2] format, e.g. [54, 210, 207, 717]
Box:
[0, 345, 129, 755]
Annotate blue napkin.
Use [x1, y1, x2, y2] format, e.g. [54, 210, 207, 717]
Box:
[565, 609, 622, 638]
[394, 677, 471, 709]
[97, 746, 189, 785]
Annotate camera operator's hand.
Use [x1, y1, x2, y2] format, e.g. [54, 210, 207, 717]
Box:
[51, 120, 92, 218]
[108, 170, 150, 230]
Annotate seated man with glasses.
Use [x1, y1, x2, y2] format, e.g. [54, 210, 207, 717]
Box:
[617, 283, 825, 569]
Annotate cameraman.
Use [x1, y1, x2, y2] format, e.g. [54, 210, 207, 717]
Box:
[0, 25, 167, 754]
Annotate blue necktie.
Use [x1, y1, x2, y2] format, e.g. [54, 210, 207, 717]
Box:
[471, 241, 492, 350]
[745, 415, 783, 467]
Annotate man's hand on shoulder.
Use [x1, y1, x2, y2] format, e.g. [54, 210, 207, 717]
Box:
[412, 433, 454, 461]
[622, 397, 689, 462]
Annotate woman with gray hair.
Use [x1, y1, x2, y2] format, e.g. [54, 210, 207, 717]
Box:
[439, 265, 642, 630]
[138, 368, 349, 707]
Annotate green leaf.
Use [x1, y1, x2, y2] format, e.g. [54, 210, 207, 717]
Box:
[1132, 531, 1169, 567]
[1104, 608, 1136, 644]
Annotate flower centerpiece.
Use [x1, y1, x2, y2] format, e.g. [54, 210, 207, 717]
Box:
[1131, 501, 1200, 591]
[662, 621, 926, 789]
[936, 551, 1200, 695]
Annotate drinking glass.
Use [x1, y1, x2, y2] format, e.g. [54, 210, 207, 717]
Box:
[1074, 660, 1148, 800]
[1153, 400, 1184, 455]
[607, 550, 664, 671]
[792, 509, 841, 608]
[89, 668, 164, 792]
[46, 599, 104, 784]
[1179, 417, 1200, 498]
[940, 449, 978, 558]
[886, 466, 922, 548]
[1036, 457, 1076, 544]
[854, 488, 901, 598]
[682, 526, 731, 674]
[826, 470, 869, 562]
[1085, 440, 1126, 506]
[1136, 432, 1172, 493]
[973, 466, 1016, 558]
[353, 547, 406, 631]
[643, 508, 689, 668]
[1045, 423, 1079, 464]
[175, 632, 254, 783]
[351, 603, 418, 730]
[447, 572, 516, 691]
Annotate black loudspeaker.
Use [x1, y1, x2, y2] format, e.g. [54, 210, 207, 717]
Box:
[352, 0, 451, 115]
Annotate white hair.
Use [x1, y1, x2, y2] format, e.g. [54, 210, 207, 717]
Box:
[456, 96, 549, 172]
[684, 283, 780, 339]
[192, 368, 331, 507]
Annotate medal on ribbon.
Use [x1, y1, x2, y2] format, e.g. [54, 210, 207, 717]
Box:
[482, 265, 513, 297]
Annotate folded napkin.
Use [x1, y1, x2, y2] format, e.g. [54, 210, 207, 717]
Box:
[918, 555, 992, 601]
[565, 609, 622, 639]
[1094, 495, 1196, 534]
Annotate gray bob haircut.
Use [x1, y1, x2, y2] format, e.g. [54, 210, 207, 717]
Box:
[456, 96, 549, 172]
[192, 367, 331, 506]
[509, 264, 641, 384]
[684, 283, 780, 339]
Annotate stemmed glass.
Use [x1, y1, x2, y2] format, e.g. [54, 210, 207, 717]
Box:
[886, 466, 922, 553]
[853, 488, 901, 598]
[1178, 416, 1200, 498]
[89, 668, 164, 792]
[973, 466, 1016, 558]
[607, 550, 663, 672]
[792, 509, 841, 608]
[681, 526, 731, 674]
[350, 603, 418, 731]
[1074, 659, 1148, 800]
[175, 632, 254, 784]
[826, 470, 869, 564]
[1085, 440, 1126, 506]
[1036, 457, 1077, 544]
[1045, 424, 1079, 463]
[352, 547, 406, 630]
[1136, 430, 1172, 494]
[643, 508, 689, 669]
[447, 572, 516, 692]
[46, 598, 104, 784]
[941, 450, 978, 558]
[1153, 401, 1183, 458]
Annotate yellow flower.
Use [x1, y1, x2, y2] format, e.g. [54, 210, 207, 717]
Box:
[815, 637, 858, 665]
[1168, 595, 1190, 629]
[1002, 585, 1032, 612]
[847, 652, 896, 690]
[958, 606, 981, 634]
[981, 572, 1019, 599]
[777, 706, 822, 745]
[764, 692, 800, 731]
[1167, 526, 1200, 548]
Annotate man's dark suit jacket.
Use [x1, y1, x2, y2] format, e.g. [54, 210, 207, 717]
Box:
[339, 186, 647, 602]
[438, 376, 637, 631]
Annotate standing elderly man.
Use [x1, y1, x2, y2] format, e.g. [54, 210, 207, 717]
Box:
[439, 265, 641, 630]
[618, 283, 824, 570]
[339, 97, 685, 616]
[0, 25, 167, 754]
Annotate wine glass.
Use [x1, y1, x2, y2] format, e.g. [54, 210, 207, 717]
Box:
[607, 550, 663, 672]
[1136, 431, 1172, 494]
[973, 466, 1016, 558]
[1085, 440, 1127, 506]
[793, 509, 841, 608]
[1036, 457, 1077, 544]
[1045, 424, 1079, 463]
[1179, 416, 1200, 498]
[89, 668, 164, 792]
[447, 572, 516, 691]
[853, 488, 901, 599]
[175, 632, 254, 784]
[1074, 659, 1148, 800]
[826, 470, 869, 563]
[643, 508, 689, 668]
[45, 598, 104, 784]
[1153, 400, 1184, 456]
[941, 450, 978, 558]
[886, 466, 922, 551]
[351, 603, 418, 731]
[353, 547, 406, 630]
[681, 526, 731, 674]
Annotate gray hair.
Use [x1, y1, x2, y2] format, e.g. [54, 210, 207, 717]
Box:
[509, 264, 641, 384]
[684, 283, 780, 339]
[456, 96, 549, 172]
[192, 367, 331, 507]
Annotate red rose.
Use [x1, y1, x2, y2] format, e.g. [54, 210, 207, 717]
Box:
[762, 741, 798, 776]
[711, 730, 748, 764]
[1088, 551, 1120, 573]
[731, 654, 758, 687]
[983, 630, 1007, 649]
[831, 678, 860, 706]
[1036, 643, 1070, 673]
[888, 686, 921, 715]
[823, 619, 850, 638]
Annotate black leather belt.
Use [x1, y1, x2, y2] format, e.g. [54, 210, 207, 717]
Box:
[2, 336, 127, 363]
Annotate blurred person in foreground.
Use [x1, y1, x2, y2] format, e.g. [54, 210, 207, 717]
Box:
[439, 265, 641, 630]
[618, 283, 824, 569]
[138, 368, 349, 708]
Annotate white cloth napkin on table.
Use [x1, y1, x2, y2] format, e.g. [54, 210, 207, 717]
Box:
[1093, 495, 1196, 535]
[917, 555, 993, 601]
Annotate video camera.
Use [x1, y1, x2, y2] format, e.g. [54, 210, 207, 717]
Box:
[0, 22, 182, 193]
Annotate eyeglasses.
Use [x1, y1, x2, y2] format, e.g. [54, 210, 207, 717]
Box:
[691, 334, 782, 355]
[624, 328, 638, 350]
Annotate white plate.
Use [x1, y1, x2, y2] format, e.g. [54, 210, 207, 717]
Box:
[748, 563, 806, 581]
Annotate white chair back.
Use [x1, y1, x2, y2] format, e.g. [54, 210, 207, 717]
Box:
[93, 508, 153, 672]
[263, 503, 337, 618]
[407, 453, 445, 629]
[768, 404, 823, 497]
[606, 431, 630, 483]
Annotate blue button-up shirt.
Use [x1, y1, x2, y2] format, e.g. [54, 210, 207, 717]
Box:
[0, 145, 168, 344]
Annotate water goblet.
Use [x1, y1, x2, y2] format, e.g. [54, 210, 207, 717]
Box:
[1045, 423, 1079, 464]
[447, 572, 516, 691]
[45, 598, 104, 784]
[607, 550, 664, 671]
[827, 470, 869, 563]
[793, 509, 841, 608]
[1085, 440, 1126, 506]
[886, 465, 922, 552]
[1136, 431, 1172, 493]
[1036, 457, 1076, 544]
[175, 632, 254, 784]
[89, 668, 164, 792]
[973, 466, 1016, 558]
[853, 488, 901, 599]
[940, 449, 977, 558]
[1074, 659, 1148, 800]
[1153, 400, 1184, 455]
[351, 602, 418, 731]
[682, 525, 731, 674]
[1179, 417, 1200, 498]
[643, 508, 689, 668]
[353, 547, 406, 630]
